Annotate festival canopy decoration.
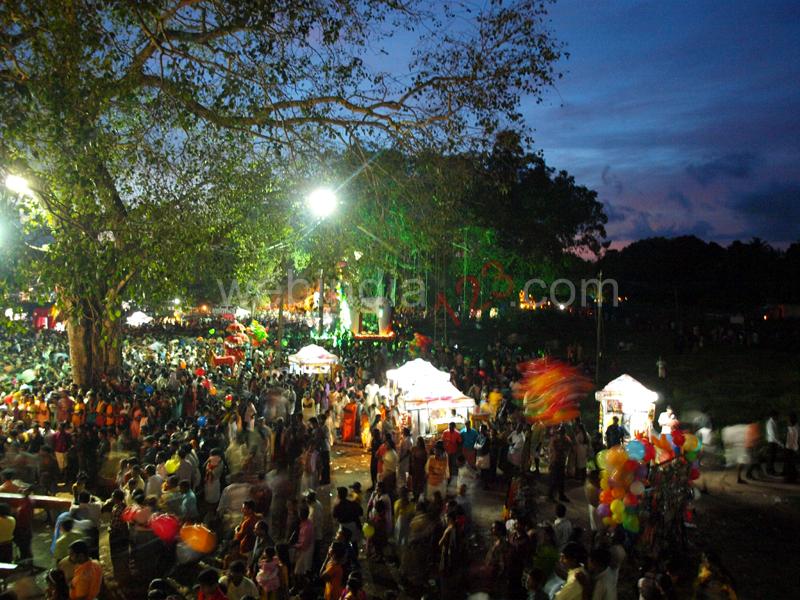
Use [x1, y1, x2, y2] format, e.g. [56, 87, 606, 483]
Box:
[386, 358, 450, 392]
[513, 359, 593, 426]
[288, 344, 339, 372]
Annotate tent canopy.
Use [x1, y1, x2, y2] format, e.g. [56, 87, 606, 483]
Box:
[126, 311, 153, 327]
[288, 344, 339, 366]
[401, 377, 473, 410]
[595, 374, 658, 409]
[386, 358, 450, 391]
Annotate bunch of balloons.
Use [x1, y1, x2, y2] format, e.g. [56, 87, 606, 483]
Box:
[595, 429, 704, 534]
[595, 440, 654, 533]
[651, 429, 702, 479]
[513, 359, 593, 426]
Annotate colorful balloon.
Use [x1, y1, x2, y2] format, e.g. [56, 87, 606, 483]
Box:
[630, 480, 645, 496]
[179, 524, 217, 554]
[610, 499, 624, 514]
[362, 522, 375, 539]
[596, 450, 609, 469]
[150, 513, 181, 543]
[165, 457, 180, 474]
[682, 433, 698, 452]
[625, 440, 645, 461]
[597, 503, 611, 518]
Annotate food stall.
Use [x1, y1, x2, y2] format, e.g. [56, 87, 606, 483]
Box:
[401, 379, 476, 436]
[288, 344, 339, 374]
[595, 374, 658, 438]
[387, 359, 474, 436]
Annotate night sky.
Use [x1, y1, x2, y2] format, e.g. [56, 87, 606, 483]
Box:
[521, 0, 800, 247]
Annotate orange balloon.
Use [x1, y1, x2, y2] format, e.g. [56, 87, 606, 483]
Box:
[611, 487, 625, 499]
[607, 446, 628, 467]
[179, 524, 217, 554]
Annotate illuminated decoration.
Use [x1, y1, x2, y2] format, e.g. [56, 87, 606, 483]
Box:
[234, 306, 251, 320]
[514, 359, 593, 426]
[337, 285, 352, 331]
[595, 374, 658, 438]
[518, 289, 538, 310]
[348, 295, 395, 341]
[126, 311, 153, 327]
[288, 343, 339, 373]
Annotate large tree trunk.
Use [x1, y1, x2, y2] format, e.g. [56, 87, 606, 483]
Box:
[65, 297, 123, 387]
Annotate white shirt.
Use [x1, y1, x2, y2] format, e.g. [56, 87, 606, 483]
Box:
[365, 383, 379, 405]
[219, 575, 259, 600]
[592, 567, 618, 600]
[766, 417, 780, 445]
[658, 411, 674, 435]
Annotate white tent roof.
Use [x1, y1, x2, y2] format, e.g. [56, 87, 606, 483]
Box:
[126, 311, 153, 327]
[402, 378, 474, 410]
[595, 374, 658, 408]
[386, 358, 450, 391]
[288, 344, 339, 366]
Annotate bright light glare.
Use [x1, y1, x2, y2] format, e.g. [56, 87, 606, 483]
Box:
[5, 174, 33, 197]
[173, 298, 181, 305]
[307, 187, 337, 219]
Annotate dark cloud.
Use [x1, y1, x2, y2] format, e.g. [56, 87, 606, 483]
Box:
[603, 201, 633, 223]
[611, 208, 714, 241]
[601, 165, 624, 195]
[667, 189, 692, 211]
[731, 182, 800, 241]
[686, 152, 759, 186]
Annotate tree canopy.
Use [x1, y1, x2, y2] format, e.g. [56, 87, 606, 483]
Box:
[0, 0, 568, 383]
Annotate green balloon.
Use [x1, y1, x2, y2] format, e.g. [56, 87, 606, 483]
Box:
[209, 328, 216, 335]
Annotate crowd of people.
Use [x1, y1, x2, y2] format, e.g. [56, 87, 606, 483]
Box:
[0, 317, 778, 600]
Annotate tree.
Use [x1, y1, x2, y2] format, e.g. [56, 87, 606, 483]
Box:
[468, 131, 608, 263]
[0, 0, 564, 384]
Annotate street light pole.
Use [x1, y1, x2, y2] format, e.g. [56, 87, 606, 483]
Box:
[595, 270, 603, 384]
[306, 187, 337, 339]
[318, 268, 324, 338]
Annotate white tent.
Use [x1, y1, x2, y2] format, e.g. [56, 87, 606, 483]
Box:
[288, 344, 339, 373]
[595, 374, 658, 438]
[126, 311, 153, 327]
[386, 358, 450, 391]
[388, 360, 474, 435]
